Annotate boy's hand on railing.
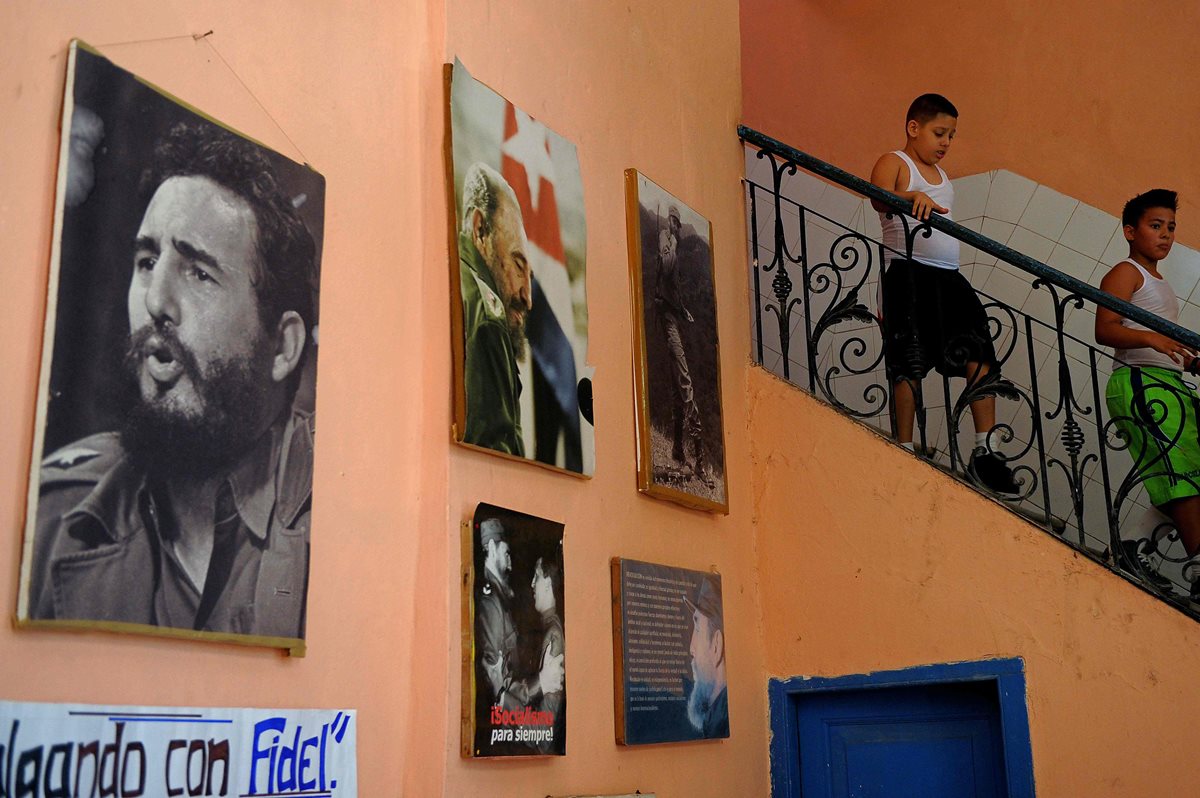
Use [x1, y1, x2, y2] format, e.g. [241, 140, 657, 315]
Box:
[1143, 331, 1198, 366]
[910, 191, 948, 221]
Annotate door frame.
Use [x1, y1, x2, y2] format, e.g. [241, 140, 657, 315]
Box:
[768, 657, 1035, 798]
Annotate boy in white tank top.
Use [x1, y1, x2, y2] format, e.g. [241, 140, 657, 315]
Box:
[1097, 189, 1200, 598]
[869, 94, 1018, 496]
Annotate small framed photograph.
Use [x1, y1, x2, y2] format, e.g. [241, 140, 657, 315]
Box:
[625, 170, 728, 513]
[610, 558, 728, 745]
[462, 503, 566, 757]
[17, 41, 325, 653]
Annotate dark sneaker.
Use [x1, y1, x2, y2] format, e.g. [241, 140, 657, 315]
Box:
[1184, 578, 1200, 612]
[1119, 539, 1173, 591]
[968, 448, 1021, 497]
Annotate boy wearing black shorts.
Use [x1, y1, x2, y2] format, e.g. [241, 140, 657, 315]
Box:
[870, 94, 1018, 496]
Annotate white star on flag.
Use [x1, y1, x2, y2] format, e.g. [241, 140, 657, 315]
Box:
[501, 108, 556, 212]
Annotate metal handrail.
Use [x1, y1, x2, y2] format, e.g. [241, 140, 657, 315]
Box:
[740, 124, 1200, 616]
[738, 124, 1200, 352]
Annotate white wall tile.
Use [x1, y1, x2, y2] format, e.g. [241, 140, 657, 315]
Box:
[1162, 244, 1200, 301]
[816, 183, 866, 228]
[999, 227, 1054, 283]
[825, 369, 889, 420]
[761, 349, 783, 376]
[1063, 305, 1098, 346]
[744, 143, 770, 185]
[981, 267, 1034, 310]
[1088, 258, 1117, 287]
[983, 315, 1018, 371]
[785, 352, 810, 384]
[755, 197, 781, 249]
[1100, 227, 1130, 268]
[996, 386, 1037, 446]
[778, 170, 827, 212]
[1019, 185, 1078, 241]
[847, 202, 865, 234]
[803, 220, 839, 272]
[985, 170, 1038, 224]
[779, 202, 803, 255]
[977, 219, 1017, 266]
[951, 172, 990, 221]
[1178, 300, 1200, 333]
[1006, 226, 1057, 264]
[861, 198, 883, 240]
[1046, 244, 1100, 284]
[756, 307, 783, 357]
[1003, 330, 1054, 391]
[1021, 284, 1063, 347]
[1059, 203, 1120, 261]
[788, 300, 810, 343]
[957, 216, 984, 266]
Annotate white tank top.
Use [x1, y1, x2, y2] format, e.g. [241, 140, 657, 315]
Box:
[1114, 259, 1183, 371]
[879, 150, 958, 270]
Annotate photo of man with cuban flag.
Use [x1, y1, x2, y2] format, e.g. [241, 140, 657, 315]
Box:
[448, 59, 594, 476]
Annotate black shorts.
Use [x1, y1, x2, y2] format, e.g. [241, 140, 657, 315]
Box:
[881, 258, 999, 381]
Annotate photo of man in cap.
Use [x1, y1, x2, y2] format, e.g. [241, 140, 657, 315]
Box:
[628, 171, 727, 512]
[684, 573, 728, 737]
[655, 203, 714, 488]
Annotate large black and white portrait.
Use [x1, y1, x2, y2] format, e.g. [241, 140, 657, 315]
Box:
[17, 41, 325, 652]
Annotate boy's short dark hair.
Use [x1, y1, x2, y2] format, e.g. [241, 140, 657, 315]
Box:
[1122, 188, 1178, 228]
[906, 94, 958, 125]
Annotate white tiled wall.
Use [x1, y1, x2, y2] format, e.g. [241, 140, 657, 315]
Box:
[744, 144, 1200, 583]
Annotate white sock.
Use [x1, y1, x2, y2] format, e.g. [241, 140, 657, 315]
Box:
[900, 441, 915, 452]
[974, 432, 988, 452]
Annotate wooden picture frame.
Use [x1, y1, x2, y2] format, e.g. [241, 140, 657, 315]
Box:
[445, 60, 594, 477]
[611, 558, 728, 745]
[625, 170, 728, 513]
[16, 40, 325, 654]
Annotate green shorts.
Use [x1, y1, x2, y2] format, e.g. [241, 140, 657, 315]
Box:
[1106, 366, 1200, 506]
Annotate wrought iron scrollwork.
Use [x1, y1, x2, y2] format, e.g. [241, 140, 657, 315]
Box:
[742, 132, 1200, 617]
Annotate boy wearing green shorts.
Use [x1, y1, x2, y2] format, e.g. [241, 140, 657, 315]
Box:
[1096, 189, 1200, 596]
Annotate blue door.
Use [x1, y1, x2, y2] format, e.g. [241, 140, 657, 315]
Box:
[796, 681, 1008, 798]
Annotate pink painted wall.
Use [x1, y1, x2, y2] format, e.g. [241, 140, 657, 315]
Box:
[436, 2, 768, 795]
[749, 368, 1200, 795]
[0, 2, 448, 796]
[740, 0, 1200, 238]
[0, 2, 769, 796]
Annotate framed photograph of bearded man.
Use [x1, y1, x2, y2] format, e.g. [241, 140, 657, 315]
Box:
[625, 170, 728, 514]
[610, 558, 729, 745]
[446, 59, 594, 477]
[17, 41, 325, 654]
[461, 502, 566, 758]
